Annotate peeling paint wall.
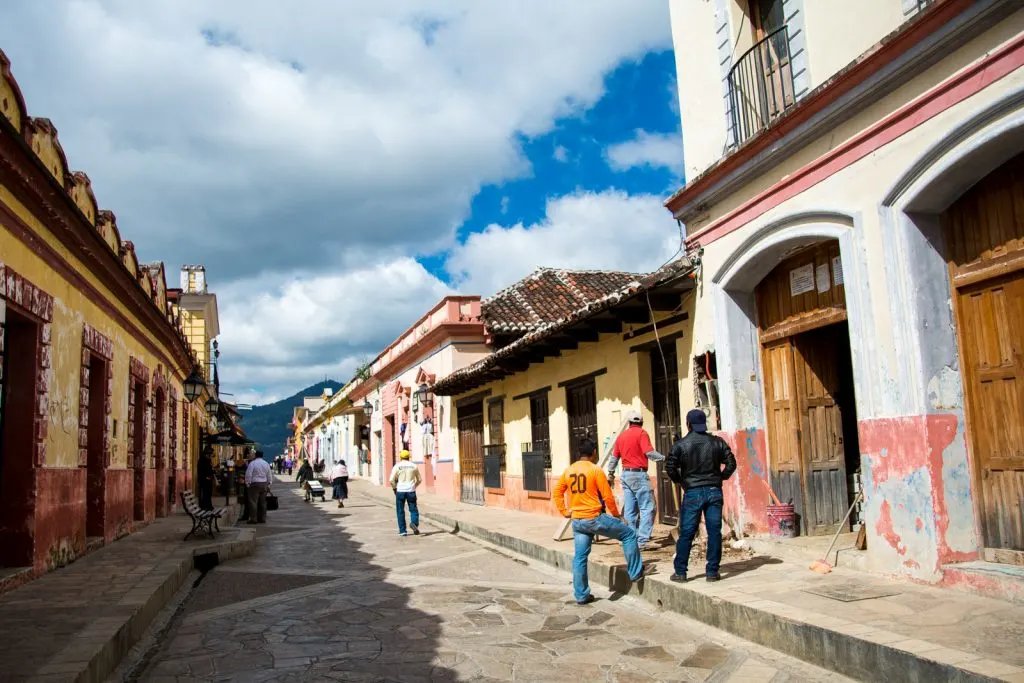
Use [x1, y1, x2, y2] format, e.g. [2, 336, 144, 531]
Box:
[672, 20, 1024, 588]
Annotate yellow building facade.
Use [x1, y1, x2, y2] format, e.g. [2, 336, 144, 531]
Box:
[0, 50, 207, 578]
[434, 264, 695, 520]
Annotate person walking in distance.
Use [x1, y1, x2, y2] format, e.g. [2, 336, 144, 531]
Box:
[390, 450, 422, 536]
[197, 447, 216, 511]
[331, 460, 350, 508]
[665, 409, 737, 582]
[553, 439, 653, 605]
[244, 449, 273, 524]
[607, 410, 665, 551]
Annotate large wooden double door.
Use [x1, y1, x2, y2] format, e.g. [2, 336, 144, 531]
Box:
[758, 241, 858, 536]
[945, 152, 1024, 561]
[762, 325, 855, 535]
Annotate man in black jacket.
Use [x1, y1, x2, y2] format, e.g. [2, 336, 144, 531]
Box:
[665, 409, 737, 582]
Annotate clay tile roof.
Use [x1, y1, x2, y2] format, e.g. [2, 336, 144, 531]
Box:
[482, 267, 639, 336]
[434, 257, 697, 396]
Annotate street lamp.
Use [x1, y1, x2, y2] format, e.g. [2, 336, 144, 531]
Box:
[362, 398, 373, 418]
[183, 368, 205, 402]
[205, 395, 219, 419]
[416, 383, 432, 405]
[320, 423, 328, 434]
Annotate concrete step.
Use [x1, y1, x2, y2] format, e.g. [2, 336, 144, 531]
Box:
[412, 506, 1023, 683]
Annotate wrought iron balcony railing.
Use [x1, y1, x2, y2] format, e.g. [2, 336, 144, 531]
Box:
[728, 26, 796, 146]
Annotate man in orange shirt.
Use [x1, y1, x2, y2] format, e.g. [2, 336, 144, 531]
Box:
[553, 438, 651, 605]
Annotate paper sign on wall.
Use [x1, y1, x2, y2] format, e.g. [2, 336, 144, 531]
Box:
[789, 263, 815, 296]
[816, 263, 831, 293]
[832, 256, 844, 286]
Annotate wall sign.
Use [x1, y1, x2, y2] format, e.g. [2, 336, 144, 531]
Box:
[832, 256, 844, 286]
[815, 263, 831, 293]
[789, 263, 815, 296]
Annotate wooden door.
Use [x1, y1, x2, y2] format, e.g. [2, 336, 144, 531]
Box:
[566, 379, 597, 463]
[651, 347, 681, 526]
[458, 403, 485, 505]
[957, 273, 1024, 556]
[794, 327, 850, 535]
[762, 339, 804, 520]
[945, 152, 1024, 561]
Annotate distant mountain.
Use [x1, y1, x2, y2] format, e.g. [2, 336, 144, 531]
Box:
[238, 380, 343, 456]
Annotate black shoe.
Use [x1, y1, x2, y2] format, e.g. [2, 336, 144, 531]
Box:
[576, 594, 597, 605]
[411, 523, 420, 535]
[706, 574, 721, 582]
[247, 521, 257, 525]
[670, 573, 687, 583]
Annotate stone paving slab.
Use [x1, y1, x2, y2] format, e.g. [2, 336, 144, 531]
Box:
[136, 474, 853, 682]
[353, 481, 1024, 683]
[0, 508, 254, 683]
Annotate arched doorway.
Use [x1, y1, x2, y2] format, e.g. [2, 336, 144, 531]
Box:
[754, 240, 861, 535]
[943, 152, 1024, 561]
[131, 378, 147, 522]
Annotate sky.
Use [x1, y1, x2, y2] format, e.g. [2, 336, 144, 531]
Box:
[0, 1, 684, 405]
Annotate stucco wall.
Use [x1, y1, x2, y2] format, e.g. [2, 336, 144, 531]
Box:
[677, 19, 1024, 581]
[447, 314, 689, 514]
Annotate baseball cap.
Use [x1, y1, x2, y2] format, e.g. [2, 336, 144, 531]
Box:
[626, 410, 643, 424]
[399, 450, 411, 459]
[686, 409, 708, 433]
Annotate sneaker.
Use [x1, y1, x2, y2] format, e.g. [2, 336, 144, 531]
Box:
[398, 531, 408, 537]
[576, 594, 597, 606]
[706, 574, 721, 582]
[640, 541, 660, 551]
[670, 573, 687, 583]
[411, 524, 420, 535]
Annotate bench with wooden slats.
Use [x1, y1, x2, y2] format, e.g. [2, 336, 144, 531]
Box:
[181, 491, 226, 540]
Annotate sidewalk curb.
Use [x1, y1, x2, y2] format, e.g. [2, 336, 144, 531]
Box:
[41, 526, 256, 683]
[378, 497, 1006, 683]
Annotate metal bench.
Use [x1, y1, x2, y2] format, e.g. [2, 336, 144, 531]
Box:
[181, 491, 225, 540]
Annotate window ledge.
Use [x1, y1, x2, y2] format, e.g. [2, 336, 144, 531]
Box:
[485, 487, 505, 496]
[527, 490, 551, 500]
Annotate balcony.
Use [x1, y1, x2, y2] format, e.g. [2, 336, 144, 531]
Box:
[728, 26, 796, 147]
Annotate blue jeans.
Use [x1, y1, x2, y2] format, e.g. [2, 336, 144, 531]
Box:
[674, 486, 724, 577]
[571, 514, 643, 602]
[620, 470, 656, 544]
[395, 491, 419, 534]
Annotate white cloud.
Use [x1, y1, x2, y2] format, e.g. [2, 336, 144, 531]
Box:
[445, 189, 680, 295]
[215, 258, 450, 400]
[606, 129, 683, 174]
[0, 1, 674, 401]
[553, 145, 569, 162]
[500, 196, 510, 214]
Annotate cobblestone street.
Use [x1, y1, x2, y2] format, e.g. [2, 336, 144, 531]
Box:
[134, 476, 850, 683]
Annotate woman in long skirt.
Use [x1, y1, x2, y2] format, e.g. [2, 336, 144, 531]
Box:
[331, 460, 350, 508]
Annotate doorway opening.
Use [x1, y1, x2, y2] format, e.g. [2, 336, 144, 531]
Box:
[132, 380, 147, 522]
[154, 389, 167, 517]
[0, 310, 39, 568]
[85, 355, 107, 539]
[942, 151, 1024, 563]
[457, 402, 484, 505]
[650, 345, 681, 526]
[758, 240, 861, 536]
[565, 378, 597, 463]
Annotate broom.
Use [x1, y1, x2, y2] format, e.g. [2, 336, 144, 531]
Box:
[809, 491, 863, 574]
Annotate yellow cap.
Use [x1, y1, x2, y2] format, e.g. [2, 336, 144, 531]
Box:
[399, 450, 411, 459]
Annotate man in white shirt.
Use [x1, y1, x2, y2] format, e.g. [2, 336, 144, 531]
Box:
[389, 450, 422, 536]
[244, 450, 272, 524]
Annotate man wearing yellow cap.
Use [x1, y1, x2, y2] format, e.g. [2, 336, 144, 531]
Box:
[389, 450, 422, 536]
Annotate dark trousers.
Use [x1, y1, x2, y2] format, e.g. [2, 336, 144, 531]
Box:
[247, 482, 269, 522]
[395, 491, 419, 534]
[198, 479, 214, 511]
[673, 486, 724, 577]
[332, 477, 349, 500]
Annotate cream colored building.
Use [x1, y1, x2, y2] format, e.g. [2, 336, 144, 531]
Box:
[666, 0, 1024, 594]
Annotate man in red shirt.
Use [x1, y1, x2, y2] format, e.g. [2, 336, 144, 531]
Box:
[607, 410, 664, 550]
